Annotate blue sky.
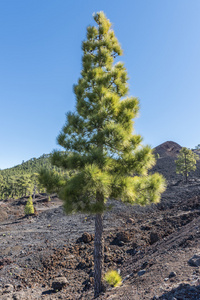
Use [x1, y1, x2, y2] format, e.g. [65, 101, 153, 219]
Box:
[0, 0, 200, 169]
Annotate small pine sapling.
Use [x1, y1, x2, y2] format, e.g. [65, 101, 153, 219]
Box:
[24, 196, 34, 216]
[104, 270, 122, 287]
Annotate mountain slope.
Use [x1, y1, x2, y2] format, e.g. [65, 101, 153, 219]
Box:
[0, 154, 62, 200]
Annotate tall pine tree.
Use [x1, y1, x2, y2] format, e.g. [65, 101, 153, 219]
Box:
[45, 12, 165, 297]
[175, 147, 199, 183]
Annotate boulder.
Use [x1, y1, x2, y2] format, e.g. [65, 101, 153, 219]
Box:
[188, 254, 200, 267]
[4, 284, 14, 293]
[82, 232, 93, 243]
[138, 269, 146, 276]
[149, 232, 160, 245]
[126, 218, 134, 224]
[169, 271, 177, 278]
[116, 231, 130, 243]
[51, 277, 68, 291]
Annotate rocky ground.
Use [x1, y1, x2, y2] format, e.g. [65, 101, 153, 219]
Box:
[0, 141, 200, 299]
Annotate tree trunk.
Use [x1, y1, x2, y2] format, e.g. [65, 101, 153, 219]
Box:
[94, 212, 104, 298]
[33, 185, 36, 199]
[185, 153, 188, 184]
[185, 172, 188, 184]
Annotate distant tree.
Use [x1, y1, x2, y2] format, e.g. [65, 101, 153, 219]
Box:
[16, 174, 33, 197]
[195, 144, 200, 150]
[175, 147, 199, 183]
[0, 174, 4, 199]
[38, 12, 165, 297]
[24, 196, 34, 216]
[0, 174, 3, 184]
[156, 153, 160, 159]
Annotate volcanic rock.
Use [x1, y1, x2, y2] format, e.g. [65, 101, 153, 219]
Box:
[154, 141, 182, 158]
[149, 231, 160, 245]
[188, 254, 200, 267]
[51, 277, 68, 291]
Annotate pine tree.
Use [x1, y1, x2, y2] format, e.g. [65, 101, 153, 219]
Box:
[175, 147, 199, 183]
[24, 196, 34, 216]
[195, 144, 200, 151]
[44, 12, 165, 297]
[38, 169, 64, 194]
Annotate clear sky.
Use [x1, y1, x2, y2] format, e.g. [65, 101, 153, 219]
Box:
[0, 0, 200, 169]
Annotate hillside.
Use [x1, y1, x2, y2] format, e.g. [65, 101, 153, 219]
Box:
[0, 154, 63, 200]
[1, 140, 199, 201]
[153, 141, 200, 181]
[0, 141, 200, 299]
[0, 154, 52, 175]
[154, 141, 182, 158]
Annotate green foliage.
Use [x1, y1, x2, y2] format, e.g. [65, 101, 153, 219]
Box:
[45, 11, 165, 213]
[156, 153, 160, 159]
[175, 147, 199, 182]
[0, 154, 65, 200]
[195, 144, 200, 150]
[24, 196, 34, 216]
[104, 270, 122, 287]
[38, 169, 65, 194]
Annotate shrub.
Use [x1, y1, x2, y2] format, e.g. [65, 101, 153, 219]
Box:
[104, 270, 122, 287]
[24, 196, 34, 216]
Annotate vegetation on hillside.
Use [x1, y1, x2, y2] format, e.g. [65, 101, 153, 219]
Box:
[0, 154, 65, 200]
[175, 147, 199, 183]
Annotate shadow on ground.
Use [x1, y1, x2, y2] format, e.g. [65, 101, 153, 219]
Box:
[154, 283, 200, 300]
